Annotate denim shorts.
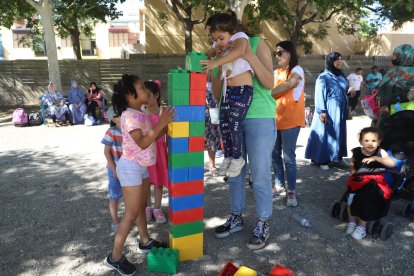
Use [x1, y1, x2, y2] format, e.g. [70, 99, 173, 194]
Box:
[116, 156, 149, 187]
[107, 168, 122, 200]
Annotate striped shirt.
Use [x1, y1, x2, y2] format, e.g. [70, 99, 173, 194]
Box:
[101, 126, 123, 161]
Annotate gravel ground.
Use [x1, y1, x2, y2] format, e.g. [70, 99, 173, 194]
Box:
[0, 109, 413, 276]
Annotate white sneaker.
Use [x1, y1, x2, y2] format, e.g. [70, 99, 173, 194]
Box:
[218, 158, 232, 176]
[226, 158, 245, 177]
[351, 227, 366, 240]
[320, 164, 330, 170]
[287, 191, 298, 207]
[346, 222, 357, 235]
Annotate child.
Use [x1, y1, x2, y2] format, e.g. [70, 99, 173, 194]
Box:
[144, 80, 168, 224]
[200, 10, 254, 178]
[346, 127, 395, 240]
[104, 74, 175, 276]
[101, 107, 123, 235]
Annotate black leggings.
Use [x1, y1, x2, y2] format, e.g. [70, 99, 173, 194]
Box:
[89, 101, 99, 119]
[348, 90, 361, 111]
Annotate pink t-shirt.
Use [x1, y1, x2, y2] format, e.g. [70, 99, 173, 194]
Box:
[120, 108, 156, 167]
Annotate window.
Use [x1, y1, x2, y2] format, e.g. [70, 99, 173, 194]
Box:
[61, 37, 72, 47]
[109, 32, 129, 47]
[13, 33, 31, 48]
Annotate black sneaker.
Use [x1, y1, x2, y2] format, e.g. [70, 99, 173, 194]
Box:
[247, 220, 270, 250]
[104, 253, 136, 276]
[138, 238, 167, 253]
[214, 214, 244, 238]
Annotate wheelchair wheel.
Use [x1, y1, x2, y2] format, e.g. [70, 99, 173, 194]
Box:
[339, 202, 348, 221]
[366, 221, 376, 236]
[331, 201, 341, 218]
[402, 202, 414, 218]
[380, 222, 394, 240]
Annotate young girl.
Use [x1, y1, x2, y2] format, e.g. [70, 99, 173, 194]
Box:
[200, 10, 254, 178]
[346, 127, 395, 240]
[104, 74, 174, 276]
[144, 80, 168, 224]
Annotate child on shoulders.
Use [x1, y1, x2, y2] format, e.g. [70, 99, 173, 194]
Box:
[200, 10, 254, 178]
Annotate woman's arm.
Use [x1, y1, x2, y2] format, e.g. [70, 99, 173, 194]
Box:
[200, 38, 247, 70]
[244, 39, 274, 89]
[272, 73, 302, 99]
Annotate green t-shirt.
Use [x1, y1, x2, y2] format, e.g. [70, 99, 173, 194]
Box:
[245, 37, 276, 119]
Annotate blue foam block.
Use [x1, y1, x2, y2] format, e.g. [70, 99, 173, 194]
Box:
[168, 137, 188, 153]
[168, 167, 189, 183]
[174, 106, 191, 122]
[169, 194, 204, 212]
[188, 166, 204, 181]
[190, 106, 205, 122]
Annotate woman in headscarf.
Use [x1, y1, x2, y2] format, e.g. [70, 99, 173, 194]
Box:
[67, 80, 87, 125]
[377, 44, 414, 124]
[42, 82, 69, 127]
[87, 81, 104, 119]
[305, 52, 349, 170]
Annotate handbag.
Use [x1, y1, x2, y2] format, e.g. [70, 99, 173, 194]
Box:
[361, 90, 380, 119]
[209, 107, 219, 125]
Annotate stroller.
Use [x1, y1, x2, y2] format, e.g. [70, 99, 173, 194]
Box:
[331, 110, 414, 240]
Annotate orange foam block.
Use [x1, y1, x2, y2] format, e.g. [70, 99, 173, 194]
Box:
[218, 261, 238, 276]
[189, 136, 205, 152]
[169, 180, 204, 197]
[169, 207, 204, 225]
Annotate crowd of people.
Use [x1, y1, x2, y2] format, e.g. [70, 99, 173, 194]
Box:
[36, 10, 409, 276]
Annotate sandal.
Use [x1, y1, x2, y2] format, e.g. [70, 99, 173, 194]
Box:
[210, 167, 219, 177]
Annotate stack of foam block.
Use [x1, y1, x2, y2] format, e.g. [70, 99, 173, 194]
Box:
[168, 52, 207, 261]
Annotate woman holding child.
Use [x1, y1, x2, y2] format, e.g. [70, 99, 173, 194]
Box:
[202, 11, 276, 250]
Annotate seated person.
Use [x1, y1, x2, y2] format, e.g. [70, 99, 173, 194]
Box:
[67, 80, 87, 125]
[42, 82, 69, 127]
[345, 127, 395, 240]
[87, 82, 104, 119]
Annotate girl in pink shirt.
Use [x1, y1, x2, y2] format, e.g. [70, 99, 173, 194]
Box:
[104, 74, 175, 276]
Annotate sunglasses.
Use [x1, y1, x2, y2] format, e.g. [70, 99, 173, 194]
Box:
[273, 50, 285, 57]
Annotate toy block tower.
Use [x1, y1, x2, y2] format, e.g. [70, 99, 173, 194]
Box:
[168, 54, 207, 262]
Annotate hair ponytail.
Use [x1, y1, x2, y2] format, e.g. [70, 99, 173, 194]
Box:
[111, 74, 140, 116]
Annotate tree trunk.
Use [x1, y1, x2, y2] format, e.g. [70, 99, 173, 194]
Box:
[184, 20, 193, 53]
[28, 0, 62, 91]
[70, 29, 82, 60]
[226, 0, 249, 20]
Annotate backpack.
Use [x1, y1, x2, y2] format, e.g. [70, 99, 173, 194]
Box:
[12, 108, 28, 127]
[361, 90, 380, 119]
[29, 112, 43, 126]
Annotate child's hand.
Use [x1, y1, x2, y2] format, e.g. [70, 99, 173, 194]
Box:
[199, 59, 219, 71]
[362, 156, 377, 164]
[158, 106, 175, 127]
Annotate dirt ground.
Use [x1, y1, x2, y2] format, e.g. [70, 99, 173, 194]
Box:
[0, 109, 413, 276]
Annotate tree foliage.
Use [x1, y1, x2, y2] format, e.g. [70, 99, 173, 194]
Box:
[0, 0, 124, 60]
[164, 0, 226, 52]
[249, 0, 376, 54]
[375, 0, 414, 29]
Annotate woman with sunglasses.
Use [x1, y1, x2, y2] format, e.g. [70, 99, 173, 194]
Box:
[305, 52, 349, 170]
[271, 41, 305, 207]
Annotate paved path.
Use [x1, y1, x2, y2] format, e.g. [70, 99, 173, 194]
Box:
[0, 114, 413, 275]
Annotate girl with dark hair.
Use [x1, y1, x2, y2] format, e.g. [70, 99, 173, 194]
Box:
[305, 52, 349, 170]
[270, 41, 305, 207]
[200, 10, 254, 178]
[87, 81, 103, 119]
[104, 75, 174, 276]
[143, 80, 168, 224]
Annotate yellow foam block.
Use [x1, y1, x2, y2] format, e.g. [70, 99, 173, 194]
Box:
[234, 266, 257, 276]
[168, 122, 189, 138]
[169, 232, 203, 261]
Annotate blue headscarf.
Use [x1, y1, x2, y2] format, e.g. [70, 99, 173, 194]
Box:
[326, 52, 344, 77]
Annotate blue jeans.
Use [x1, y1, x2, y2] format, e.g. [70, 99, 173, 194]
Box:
[227, 118, 276, 219]
[272, 127, 300, 191]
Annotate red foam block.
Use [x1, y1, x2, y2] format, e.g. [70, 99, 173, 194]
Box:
[169, 207, 204, 225]
[270, 264, 294, 276]
[190, 89, 206, 106]
[169, 180, 204, 197]
[189, 136, 205, 152]
[190, 72, 207, 91]
[218, 261, 238, 276]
